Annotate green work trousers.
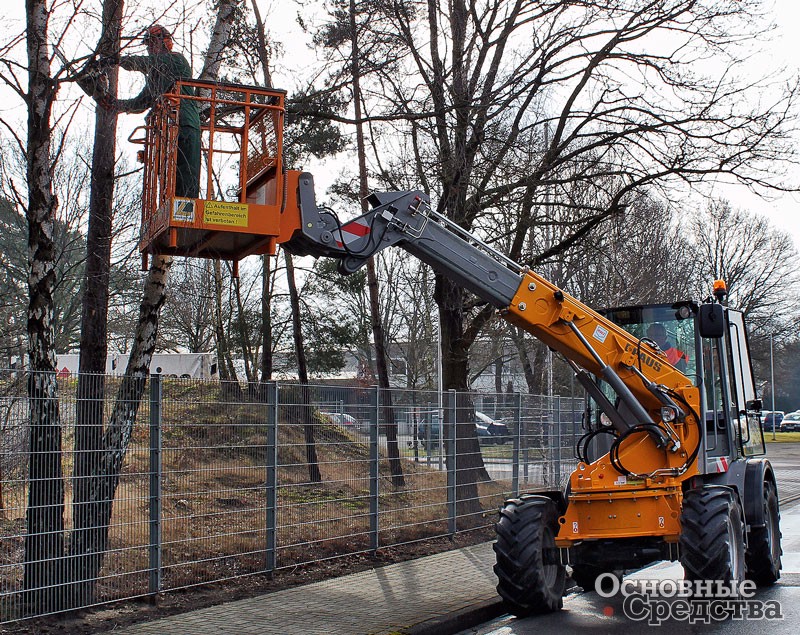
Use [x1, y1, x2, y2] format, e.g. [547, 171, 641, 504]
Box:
[176, 125, 201, 199]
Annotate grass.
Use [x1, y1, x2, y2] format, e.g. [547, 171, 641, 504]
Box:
[764, 431, 800, 443]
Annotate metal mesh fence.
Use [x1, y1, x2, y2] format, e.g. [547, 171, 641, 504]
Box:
[0, 371, 583, 623]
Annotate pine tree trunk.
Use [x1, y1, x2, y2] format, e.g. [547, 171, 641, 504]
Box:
[252, 0, 274, 391]
[233, 276, 255, 385]
[70, 0, 124, 608]
[284, 251, 321, 483]
[213, 259, 241, 399]
[349, 0, 404, 486]
[260, 255, 273, 382]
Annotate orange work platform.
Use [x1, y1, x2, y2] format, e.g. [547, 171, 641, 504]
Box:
[132, 80, 298, 274]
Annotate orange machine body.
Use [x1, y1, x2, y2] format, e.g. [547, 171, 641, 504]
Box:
[503, 269, 701, 545]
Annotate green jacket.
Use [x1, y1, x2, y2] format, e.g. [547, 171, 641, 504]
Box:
[118, 52, 200, 129]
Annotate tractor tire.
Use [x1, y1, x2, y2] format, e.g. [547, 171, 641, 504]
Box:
[493, 496, 565, 616]
[746, 480, 782, 585]
[679, 487, 745, 584]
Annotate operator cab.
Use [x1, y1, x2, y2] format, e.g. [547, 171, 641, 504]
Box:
[595, 301, 765, 472]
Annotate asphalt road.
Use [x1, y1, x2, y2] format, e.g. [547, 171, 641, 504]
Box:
[763, 441, 800, 504]
[456, 442, 800, 635]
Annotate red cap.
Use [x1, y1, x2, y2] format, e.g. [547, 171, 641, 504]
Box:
[143, 25, 173, 51]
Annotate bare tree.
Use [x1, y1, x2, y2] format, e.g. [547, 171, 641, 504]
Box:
[0, 152, 90, 359]
[689, 198, 800, 374]
[386, 255, 439, 390]
[317, 0, 799, 513]
[161, 259, 216, 352]
[251, 0, 275, 383]
[690, 199, 799, 323]
[343, 0, 404, 485]
[70, 0, 124, 606]
[212, 259, 238, 385]
[286, 251, 322, 483]
[565, 194, 697, 308]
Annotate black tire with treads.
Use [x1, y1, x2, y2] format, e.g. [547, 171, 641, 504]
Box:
[679, 487, 745, 585]
[745, 479, 782, 585]
[493, 496, 565, 616]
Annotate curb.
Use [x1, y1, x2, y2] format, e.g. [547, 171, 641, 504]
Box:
[405, 598, 507, 635]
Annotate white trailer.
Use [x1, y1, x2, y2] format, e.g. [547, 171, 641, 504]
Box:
[54, 352, 218, 379]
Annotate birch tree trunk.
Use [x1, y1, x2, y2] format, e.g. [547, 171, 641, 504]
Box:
[23, 0, 65, 613]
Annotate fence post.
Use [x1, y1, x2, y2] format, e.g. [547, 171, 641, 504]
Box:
[425, 400, 432, 467]
[447, 389, 457, 536]
[554, 394, 562, 484]
[370, 386, 380, 553]
[512, 392, 521, 497]
[148, 374, 162, 597]
[545, 394, 553, 486]
[265, 381, 278, 574]
[523, 396, 531, 485]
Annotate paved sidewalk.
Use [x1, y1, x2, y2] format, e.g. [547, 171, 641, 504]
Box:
[116, 543, 504, 635]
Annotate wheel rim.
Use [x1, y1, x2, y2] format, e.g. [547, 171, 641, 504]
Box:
[728, 514, 743, 580]
[766, 493, 780, 561]
[542, 525, 558, 588]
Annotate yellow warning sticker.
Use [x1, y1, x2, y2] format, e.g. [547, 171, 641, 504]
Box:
[204, 201, 249, 227]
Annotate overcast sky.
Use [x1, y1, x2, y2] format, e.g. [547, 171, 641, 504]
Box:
[726, 0, 800, 249]
[262, 0, 800, 249]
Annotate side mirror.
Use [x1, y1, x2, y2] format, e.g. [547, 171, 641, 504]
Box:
[698, 303, 725, 339]
[746, 398, 762, 412]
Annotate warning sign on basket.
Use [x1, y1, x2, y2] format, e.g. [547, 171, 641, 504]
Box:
[204, 201, 249, 227]
[172, 199, 195, 223]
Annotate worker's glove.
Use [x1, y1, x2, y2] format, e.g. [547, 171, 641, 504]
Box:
[82, 56, 110, 75]
[97, 93, 116, 111]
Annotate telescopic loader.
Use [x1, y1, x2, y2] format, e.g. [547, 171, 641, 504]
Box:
[136, 82, 781, 615]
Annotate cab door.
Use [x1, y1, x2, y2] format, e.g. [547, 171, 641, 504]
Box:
[726, 309, 765, 457]
[700, 308, 764, 464]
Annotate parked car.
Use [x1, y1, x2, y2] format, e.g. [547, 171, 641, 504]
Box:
[780, 411, 800, 432]
[320, 412, 359, 428]
[761, 410, 785, 432]
[475, 411, 511, 444]
[475, 421, 495, 444]
[418, 411, 511, 444]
